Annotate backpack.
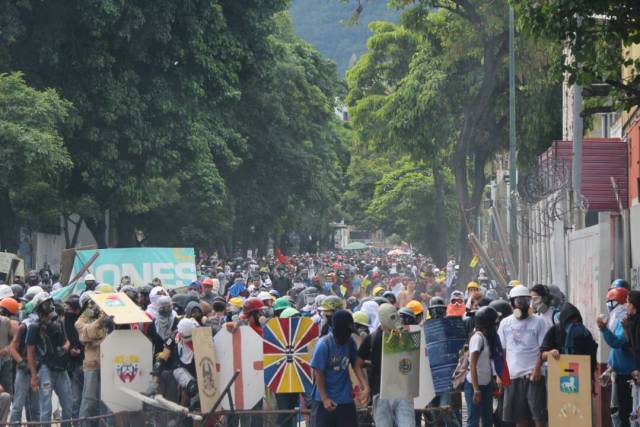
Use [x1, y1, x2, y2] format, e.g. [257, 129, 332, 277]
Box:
[451, 332, 483, 391]
[563, 322, 598, 374]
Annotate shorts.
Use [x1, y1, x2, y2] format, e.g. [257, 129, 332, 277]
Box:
[502, 376, 547, 422]
[310, 400, 357, 427]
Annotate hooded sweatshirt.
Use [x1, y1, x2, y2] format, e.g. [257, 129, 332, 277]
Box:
[601, 310, 635, 375]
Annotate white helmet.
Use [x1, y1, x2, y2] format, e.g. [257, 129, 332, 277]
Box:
[258, 291, 272, 302]
[177, 318, 198, 338]
[22, 285, 43, 302]
[32, 291, 52, 311]
[79, 291, 96, 309]
[509, 285, 530, 299]
[0, 285, 13, 300]
[84, 274, 96, 282]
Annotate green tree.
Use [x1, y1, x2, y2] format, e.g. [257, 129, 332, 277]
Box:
[0, 72, 72, 251]
[513, 0, 640, 113]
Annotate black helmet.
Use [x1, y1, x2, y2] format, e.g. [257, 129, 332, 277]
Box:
[382, 291, 396, 305]
[489, 299, 513, 320]
[346, 296, 359, 311]
[138, 284, 152, 295]
[429, 296, 446, 308]
[474, 306, 498, 328]
[10, 284, 24, 300]
[398, 307, 417, 325]
[374, 296, 389, 306]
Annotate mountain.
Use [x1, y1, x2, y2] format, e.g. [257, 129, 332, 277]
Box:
[290, 0, 400, 77]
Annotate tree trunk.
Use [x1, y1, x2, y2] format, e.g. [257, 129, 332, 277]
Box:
[83, 216, 108, 248]
[0, 190, 19, 253]
[431, 166, 449, 266]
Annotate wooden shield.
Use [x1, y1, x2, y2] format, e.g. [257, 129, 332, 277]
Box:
[548, 355, 592, 427]
[380, 327, 421, 400]
[213, 326, 264, 410]
[193, 327, 219, 413]
[100, 330, 153, 412]
[91, 292, 151, 324]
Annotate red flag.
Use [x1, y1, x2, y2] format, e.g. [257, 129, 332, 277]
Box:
[275, 247, 288, 265]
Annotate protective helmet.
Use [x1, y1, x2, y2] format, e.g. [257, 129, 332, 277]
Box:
[382, 291, 397, 305]
[611, 278, 630, 290]
[474, 306, 498, 328]
[407, 300, 425, 315]
[273, 297, 291, 311]
[177, 318, 198, 338]
[352, 311, 369, 327]
[269, 289, 281, 299]
[346, 296, 359, 311]
[507, 279, 520, 288]
[79, 291, 96, 310]
[509, 285, 530, 299]
[0, 298, 20, 315]
[398, 307, 417, 325]
[0, 285, 13, 300]
[201, 278, 214, 287]
[94, 283, 113, 293]
[120, 285, 138, 300]
[84, 274, 96, 282]
[372, 286, 385, 297]
[428, 297, 446, 308]
[320, 295, 343, 312]
[258, 291, 272, 302]
[229, 297, 244, 310]
[280, 307, 300, 318]
[374, 296, 389, 305]
[32, 292, 52, 311]
[314, 294, 327, 308]
[607, 287, 628, 305]
[11, 284, 24, 300]
[488, 299, 513, 319]
[466, 281, 480, 290]
[243, 297, 265, 315]
[22, 286, 43, 302]
[378, 303, 400, 330]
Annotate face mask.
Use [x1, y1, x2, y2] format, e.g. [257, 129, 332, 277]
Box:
[204, 290, 213, 297]
[513, 304, 530, 319]
[158, 306, 172, 316]
[258, 315, 268, 326]
[607, 301, 619, 312]
[83, 307, 98, 319]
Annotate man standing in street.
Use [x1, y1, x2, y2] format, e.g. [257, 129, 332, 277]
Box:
[498, 285, 548, 427]
[310, 310, 367, 427]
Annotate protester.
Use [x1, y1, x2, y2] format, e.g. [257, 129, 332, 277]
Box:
[310, 310, 367, 427]
[498, 285, 548, 427]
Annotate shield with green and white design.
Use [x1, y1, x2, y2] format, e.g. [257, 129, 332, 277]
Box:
[380, 329, 421, 400]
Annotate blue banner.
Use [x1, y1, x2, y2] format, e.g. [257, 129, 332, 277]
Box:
[424, 317, 466, 394]
[71, 247, 197, 288]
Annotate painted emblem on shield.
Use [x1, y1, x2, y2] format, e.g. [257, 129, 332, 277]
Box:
[114, 355, 140, 383]
[399, 358, 412, 374]
[199, 356, 217, 397]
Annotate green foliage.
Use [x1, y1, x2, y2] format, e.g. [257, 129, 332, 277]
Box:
[290, 0, 400, 76]
[513, 0, 640, 112]
[0, 72, 72, 247]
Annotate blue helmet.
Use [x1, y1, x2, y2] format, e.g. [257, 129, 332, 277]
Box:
[611, 278, 629, 290]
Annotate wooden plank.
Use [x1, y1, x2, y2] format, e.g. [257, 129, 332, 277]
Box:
[193, 327, 219, 413]
[547, 355, 592, 427]
[91, 292, 151, 324]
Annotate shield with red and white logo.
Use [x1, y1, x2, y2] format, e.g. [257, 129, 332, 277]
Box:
[213, 326, 264, 410]
[100, 330, 152, 412]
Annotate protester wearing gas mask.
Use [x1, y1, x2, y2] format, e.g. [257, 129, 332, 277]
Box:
[357, 303, 415, 427]
[27, 292, 73, 426]
[530, 284, 555, 331]
[497, 285, 548, 427]
[75, 291, 111, 427]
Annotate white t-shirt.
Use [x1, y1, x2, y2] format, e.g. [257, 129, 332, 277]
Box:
[536, 309, 555, 333]
[466, 332, 493, 386]
[497, 314, 547, 379]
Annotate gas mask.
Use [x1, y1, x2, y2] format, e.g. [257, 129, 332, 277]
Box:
[607, 300, 619, 312]
[83, 302, 101, 319]
[355, 324, 369, 338]
[158, 305, 172, 317]
[513, 296, 532, 320]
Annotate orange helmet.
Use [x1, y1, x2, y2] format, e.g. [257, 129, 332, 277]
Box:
[607, 287, 628, 305]
[0, 298, 20, 315]
[406, 300, 424, 316]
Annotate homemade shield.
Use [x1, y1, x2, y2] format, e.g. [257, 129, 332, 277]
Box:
[263, 317, 319, 394]
[423, 317, 466, 393]
[380, 327, 421, 400]
[214, 326, 264, 410]
[193, 327, 219, 413]
[101, 330, 152, 412]
[548, 355, 592, 427]
[91, 292, 151, 324]
[413, 327, 436, 409]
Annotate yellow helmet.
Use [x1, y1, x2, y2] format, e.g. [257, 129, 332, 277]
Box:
[466, 281, 480, 290]
[406, 300, 424, 316]
[508, 279, 520, 288]
[372, 286, 385, 297]
[229, 297, 244, 309]
[94, 283, 113, 293]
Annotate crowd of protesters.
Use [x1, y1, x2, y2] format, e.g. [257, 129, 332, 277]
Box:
[0, 250, 637, 426]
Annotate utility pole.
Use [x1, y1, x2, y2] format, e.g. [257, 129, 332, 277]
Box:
[508, 6, 518, 277]
[572, 85, 584, 230]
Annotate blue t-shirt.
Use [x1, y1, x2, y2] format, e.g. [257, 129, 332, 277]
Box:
[310, 333, 357, 404]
